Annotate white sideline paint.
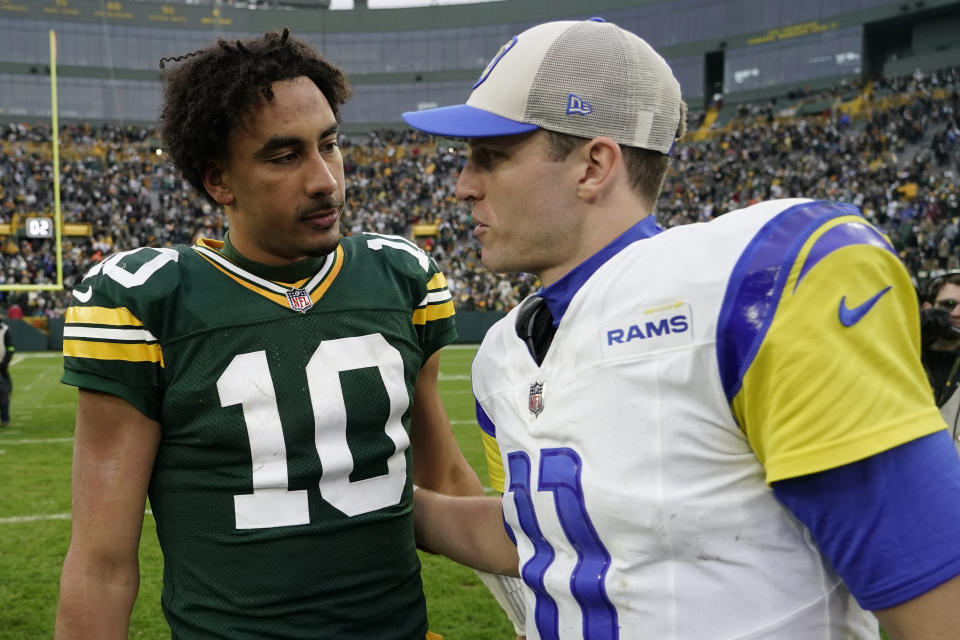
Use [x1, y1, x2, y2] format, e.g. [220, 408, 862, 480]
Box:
[0, 512, 72, 524]
[438, 373, 471, 381]
[10, 352, 62, 365]
[1, 437, 74, 445]
[0, 509, 154, 525]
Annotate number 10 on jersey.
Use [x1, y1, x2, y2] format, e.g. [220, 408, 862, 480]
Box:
[218, 333, 411, 529]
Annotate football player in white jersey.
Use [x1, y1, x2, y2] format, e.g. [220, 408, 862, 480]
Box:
[403, 18, 960, 640]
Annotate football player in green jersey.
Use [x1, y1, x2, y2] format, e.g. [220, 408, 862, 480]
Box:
[55, 29, 484, 640]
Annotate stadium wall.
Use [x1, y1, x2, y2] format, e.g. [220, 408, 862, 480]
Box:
[2, 0, 959, 129]
[6, 318, 52, 351]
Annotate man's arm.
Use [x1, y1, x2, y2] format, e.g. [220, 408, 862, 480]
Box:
[55, 390, 162, 640]
[411, 351, 526, 638]
[413, 488, 520, 577]
[874, 575, 960, 640]
[410, 351, 485, 497]
[772, 431, 960, 638]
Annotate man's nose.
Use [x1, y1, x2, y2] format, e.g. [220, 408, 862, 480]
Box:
[455, 160, 481, 202]
[306, 151, 338, 197]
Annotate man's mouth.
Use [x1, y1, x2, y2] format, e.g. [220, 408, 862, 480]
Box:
[301, 204, 342, 227]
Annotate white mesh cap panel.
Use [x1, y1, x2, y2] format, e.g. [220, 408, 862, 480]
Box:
[467, 21, 576, 123]
[524, 21, 682, 154]
[626, 30, 683, 153]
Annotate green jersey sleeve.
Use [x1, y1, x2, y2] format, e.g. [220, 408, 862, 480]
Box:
[62, 246, 184, 420]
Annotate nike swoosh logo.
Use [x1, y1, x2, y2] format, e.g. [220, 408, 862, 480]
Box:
[838, 286, 892, 327]
[72, 287, 92, 303]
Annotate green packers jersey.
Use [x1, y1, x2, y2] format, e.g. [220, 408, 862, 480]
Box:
[62, 233, 457, 640]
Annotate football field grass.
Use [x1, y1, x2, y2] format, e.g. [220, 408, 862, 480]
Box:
[0, 346, 514, 640]
[0, 349, 896, 640]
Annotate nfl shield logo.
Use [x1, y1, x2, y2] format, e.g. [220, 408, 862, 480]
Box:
[285, 288, 313, 313]
[528, 381, 544, 417]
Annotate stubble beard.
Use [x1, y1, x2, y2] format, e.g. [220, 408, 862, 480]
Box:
[303, 239, 340, 258]
[301, 220, 341, 259]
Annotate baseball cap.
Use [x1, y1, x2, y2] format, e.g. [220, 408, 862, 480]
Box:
[402, 18, 686, 154]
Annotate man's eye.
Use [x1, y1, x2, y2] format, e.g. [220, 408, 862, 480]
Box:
[472, 149, 497, 165]
[270, 153, 296, 164]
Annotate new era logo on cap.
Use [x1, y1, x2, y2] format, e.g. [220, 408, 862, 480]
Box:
[566, 94, 593, 116]
[402, 18, 685, 155]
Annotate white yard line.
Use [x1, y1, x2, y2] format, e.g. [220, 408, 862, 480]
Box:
[0, 437, 74, 445]
[10, 352, 63, 365]
[0, 512, 72, 524]
[9, 352, 65, 395]
[0, 509, 153, 525]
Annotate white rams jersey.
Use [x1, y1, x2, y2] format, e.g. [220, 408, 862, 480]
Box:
[474, 199, 945, 639]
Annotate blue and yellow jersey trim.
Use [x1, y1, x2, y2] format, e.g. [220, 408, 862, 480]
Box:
[475, 399, 506, 492]
[717, 200, 946, 482]
[63, 305, 163, 366]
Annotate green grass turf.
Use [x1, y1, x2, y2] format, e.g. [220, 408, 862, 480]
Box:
[0, 348, 893, 640]
[0, 347, 513, 640]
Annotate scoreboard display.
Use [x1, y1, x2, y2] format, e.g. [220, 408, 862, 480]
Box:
[25, 217, 54, 239]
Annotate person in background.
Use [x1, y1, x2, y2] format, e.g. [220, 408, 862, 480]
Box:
[920, 270, 960, 451]
[0, 317, 13, 427]
[403, 18, 960, 640]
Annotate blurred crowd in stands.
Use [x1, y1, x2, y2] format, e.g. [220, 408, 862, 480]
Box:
[0, 66, 958, 318]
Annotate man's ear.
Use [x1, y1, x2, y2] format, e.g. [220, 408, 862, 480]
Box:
[202, 161, 235, 207]
[576, 136, 622, 202]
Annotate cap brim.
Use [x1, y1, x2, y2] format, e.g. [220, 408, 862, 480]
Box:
[402, 104, 538, 138]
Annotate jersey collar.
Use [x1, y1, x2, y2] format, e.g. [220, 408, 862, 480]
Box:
[540, 215, 662, 327]
[218, 231, 332, 284]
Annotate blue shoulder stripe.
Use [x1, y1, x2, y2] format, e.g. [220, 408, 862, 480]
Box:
[716, 200, 863, 403]
[793, 218, 896, 292]
[476, 397, 496, 437]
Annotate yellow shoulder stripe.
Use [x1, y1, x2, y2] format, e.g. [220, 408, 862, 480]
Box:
[66, 306, 144, 327]
[413, 300, 455, 326]
[63, 339, 164, 366]
[783, 214, 866, 292]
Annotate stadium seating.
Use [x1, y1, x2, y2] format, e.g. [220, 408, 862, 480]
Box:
[0, 67, 957, 317]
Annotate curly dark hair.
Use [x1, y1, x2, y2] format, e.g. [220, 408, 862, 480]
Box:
[158, 28, 352, 205]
